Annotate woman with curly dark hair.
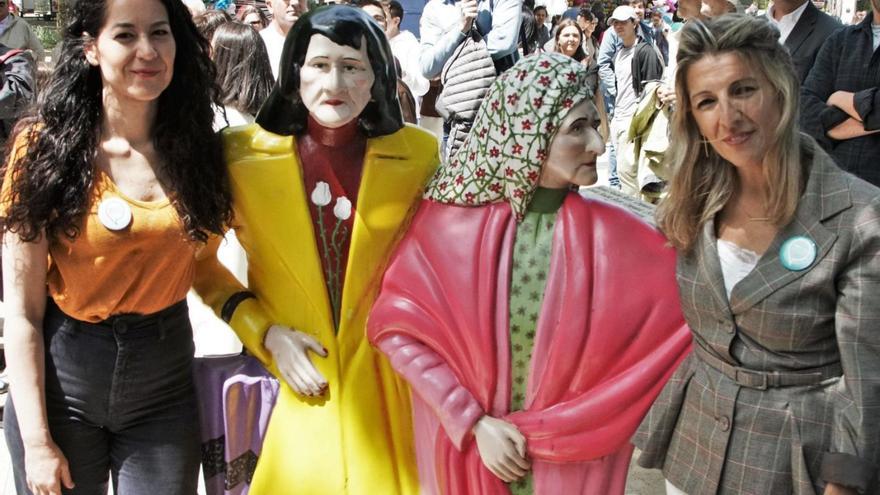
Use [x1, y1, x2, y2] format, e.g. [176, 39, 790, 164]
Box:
[0, 0, 231, 493]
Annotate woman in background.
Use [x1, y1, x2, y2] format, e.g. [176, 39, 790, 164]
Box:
[237, 5, 269, 30]
[193, 8, 232, 45]
[553, 18, 587, 63]
[211, 21, 274, 130]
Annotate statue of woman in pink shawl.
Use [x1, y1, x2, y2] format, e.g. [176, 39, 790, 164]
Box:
[367, 52, 692, 495]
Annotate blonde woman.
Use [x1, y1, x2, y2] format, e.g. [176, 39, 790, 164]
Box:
[635, 15, 879, 495]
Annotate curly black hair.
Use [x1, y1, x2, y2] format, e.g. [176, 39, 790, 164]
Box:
[2, 0, 231, 244]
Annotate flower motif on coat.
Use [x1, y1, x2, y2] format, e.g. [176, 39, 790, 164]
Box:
[311, 181, 332, 207]
[311, 182, 352, 328]
[333, 197, 352, 221]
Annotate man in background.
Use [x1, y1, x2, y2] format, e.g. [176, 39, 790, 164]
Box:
[0, 0, 42, 63]
[766, 0, 840, 83]
[607, 5, 663, 198]
[534, 5, 550, 46]
[261, 0, 305, 78]
[801, 0, 880, 186]
[596, 0, 655, 188]
[419, 0, 521, 78]
[385, 0, 429, 106]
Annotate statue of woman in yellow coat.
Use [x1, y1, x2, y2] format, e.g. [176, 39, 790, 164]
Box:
[193, 6, 439, 494]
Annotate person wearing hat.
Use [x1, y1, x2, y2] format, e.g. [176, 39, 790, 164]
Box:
[606, 4, 663, 198]
[596, 0, 655, 101]
[596, 0, 655, 189]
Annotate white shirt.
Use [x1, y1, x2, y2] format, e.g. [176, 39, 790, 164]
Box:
[873, 23, 880, 51]
[612, 45, 638, 123]
[766, 1, 810, 45]
[260, 25, 287, 79]
[717, 238, 761, 298]
[389, 30, 429, 97]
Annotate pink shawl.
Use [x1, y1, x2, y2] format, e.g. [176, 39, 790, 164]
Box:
[368, 193, 691, 494]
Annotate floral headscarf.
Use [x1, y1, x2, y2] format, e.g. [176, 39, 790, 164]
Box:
[425, 52, 594, 220]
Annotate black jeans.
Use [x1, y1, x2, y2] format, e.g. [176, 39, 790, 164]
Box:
[4, 299, 200, 495]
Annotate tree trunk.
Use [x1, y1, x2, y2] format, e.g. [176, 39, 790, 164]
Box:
[56, 0, 70, 35]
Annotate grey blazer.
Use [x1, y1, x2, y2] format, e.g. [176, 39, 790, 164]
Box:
[785, 2, 842, 83]
[634, 143, 880, 494]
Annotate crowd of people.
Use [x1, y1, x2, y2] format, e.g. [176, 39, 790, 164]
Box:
[0, 0, 877, 494]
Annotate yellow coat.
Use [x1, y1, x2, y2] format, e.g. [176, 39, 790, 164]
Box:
[194, 123, 439, 494]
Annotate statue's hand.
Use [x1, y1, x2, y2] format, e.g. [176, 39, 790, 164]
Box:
[472, 416, 531, 482]
[265, 325, 328, 397]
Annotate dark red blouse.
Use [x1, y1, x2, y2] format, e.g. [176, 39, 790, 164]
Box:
[298, 116, 366, 329]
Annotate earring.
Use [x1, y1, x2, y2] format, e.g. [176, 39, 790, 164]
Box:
[699, 136, 710, 157]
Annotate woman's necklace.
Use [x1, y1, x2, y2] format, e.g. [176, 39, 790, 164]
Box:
[735, 204, 770, 222]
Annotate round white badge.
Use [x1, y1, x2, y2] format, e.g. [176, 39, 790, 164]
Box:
[97, 197, 132, 231]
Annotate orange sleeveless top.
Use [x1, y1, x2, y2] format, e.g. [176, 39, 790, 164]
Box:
[47, 169, 197, 322]
[2, 132, 198, 322]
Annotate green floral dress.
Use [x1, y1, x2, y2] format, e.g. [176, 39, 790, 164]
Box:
[508, 187, 567, 495]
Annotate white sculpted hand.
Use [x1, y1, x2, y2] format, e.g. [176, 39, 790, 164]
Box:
[472, 416, 531, 482]
[265, 325, 328, 397]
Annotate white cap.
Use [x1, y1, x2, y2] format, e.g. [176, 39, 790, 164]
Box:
[609, 5, 637, 21]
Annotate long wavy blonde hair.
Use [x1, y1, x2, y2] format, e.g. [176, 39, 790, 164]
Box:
[657, 15, 805, 252]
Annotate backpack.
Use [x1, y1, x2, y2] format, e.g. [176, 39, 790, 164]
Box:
[435, 28, 497, 122]
[0, 46, 35, 144]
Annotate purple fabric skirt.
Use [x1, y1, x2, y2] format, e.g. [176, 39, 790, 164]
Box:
[193, 354, 279, 495]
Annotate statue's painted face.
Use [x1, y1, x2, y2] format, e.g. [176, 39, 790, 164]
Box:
[539, 98, 605, 189]
[298, 33, 375, 128]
